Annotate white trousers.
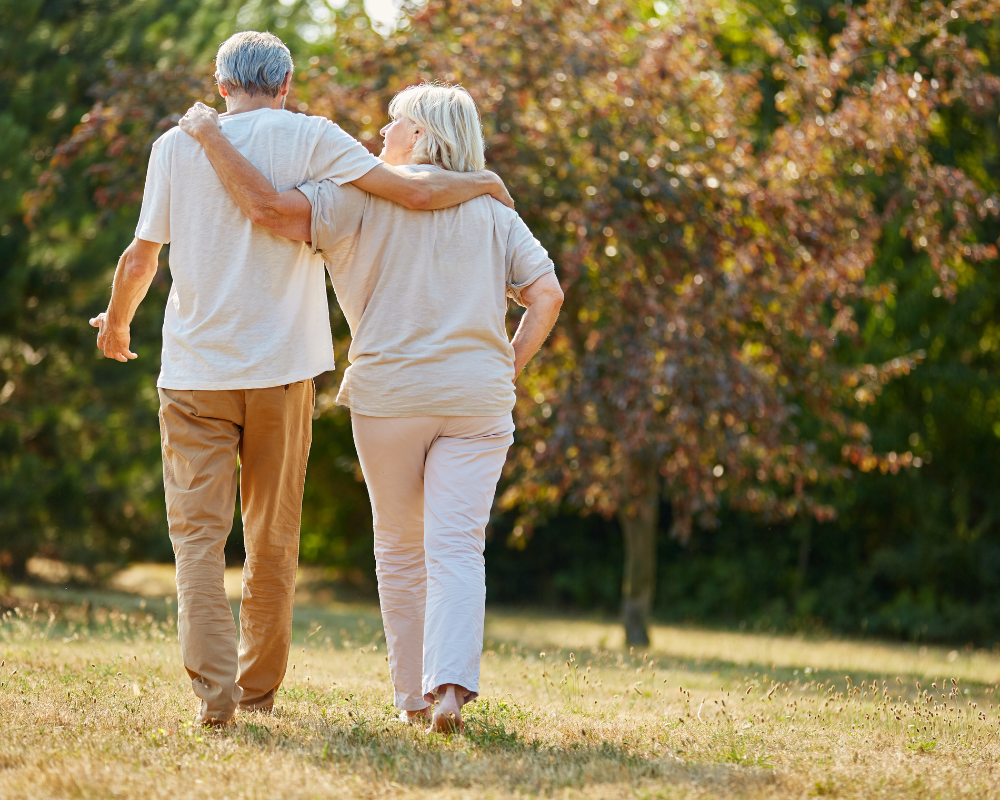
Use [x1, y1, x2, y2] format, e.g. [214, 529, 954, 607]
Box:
[352, 412, 514, 710]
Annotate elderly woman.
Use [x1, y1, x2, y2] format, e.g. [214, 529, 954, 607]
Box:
[180, 84, 563, 732]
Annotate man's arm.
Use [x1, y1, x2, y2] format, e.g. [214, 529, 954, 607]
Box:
[178, 103, 513, 240]
[179, 114, 313, 241]
[511, 271, 564, 379]
[90, 238, 162, 361]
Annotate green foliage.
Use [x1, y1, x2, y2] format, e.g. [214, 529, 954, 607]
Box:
[463, 697, 529, 749]
[0, 0, 368, 576]
[298, 386, 375, 576]
[486, 511, 624, 610]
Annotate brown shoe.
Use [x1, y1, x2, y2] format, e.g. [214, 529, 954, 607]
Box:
[195, 714, 234, 729]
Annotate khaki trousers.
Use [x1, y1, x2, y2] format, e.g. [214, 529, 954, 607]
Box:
[158, 381, 314, 724]
[351, 412, 514, 710]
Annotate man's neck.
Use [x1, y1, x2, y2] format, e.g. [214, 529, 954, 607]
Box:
[223, 94, 284, 116]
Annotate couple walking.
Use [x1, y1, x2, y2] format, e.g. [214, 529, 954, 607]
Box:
[90, 31, 562, 732]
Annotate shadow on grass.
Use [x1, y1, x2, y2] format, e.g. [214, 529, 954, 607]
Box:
[6, 585, 996, 696]
[223, 701, 777, 794]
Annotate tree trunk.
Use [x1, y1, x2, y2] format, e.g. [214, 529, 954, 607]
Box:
[0, 549, 29, 584]
[618, 466, 660, 647]
[793, 517, 812, 605]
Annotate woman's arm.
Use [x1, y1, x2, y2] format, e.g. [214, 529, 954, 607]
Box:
[511, 271, 564, 379]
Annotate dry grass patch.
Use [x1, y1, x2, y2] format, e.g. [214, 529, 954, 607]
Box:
[2, 592, 1000, 799]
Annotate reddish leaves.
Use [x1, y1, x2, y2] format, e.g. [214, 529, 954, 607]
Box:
[36, 0, 1000, 539]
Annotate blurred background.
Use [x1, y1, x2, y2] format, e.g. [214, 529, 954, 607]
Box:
[1, 0, 998, 646]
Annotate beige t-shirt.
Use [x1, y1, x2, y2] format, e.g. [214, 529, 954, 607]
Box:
[299, 166, 555, 417]
[136, 108, 380, 390]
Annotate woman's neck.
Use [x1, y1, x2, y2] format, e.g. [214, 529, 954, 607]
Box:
[382, 154, 432, 168]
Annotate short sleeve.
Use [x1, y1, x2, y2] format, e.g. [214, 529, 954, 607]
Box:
[307, 121, 381, 185]
[134, 133, 172, 244]
[505, 213, 555, 306]
[298, 179, 368, 256]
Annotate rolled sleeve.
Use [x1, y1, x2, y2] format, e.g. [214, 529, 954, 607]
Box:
[297, 180, 324, 255]
[297, 179, 367, 256]
[505, 214, 556, 306]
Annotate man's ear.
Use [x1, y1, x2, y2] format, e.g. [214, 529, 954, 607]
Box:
[279, 71, 293, 98]
[217, 76, 229, 98]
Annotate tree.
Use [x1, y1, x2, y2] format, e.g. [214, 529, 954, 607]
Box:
[396, 0, 996, 644]
[33, 0, 999, 648]
[0, 0, 346, 579]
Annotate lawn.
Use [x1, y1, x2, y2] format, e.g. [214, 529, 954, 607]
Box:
[2, 581, 999, 799]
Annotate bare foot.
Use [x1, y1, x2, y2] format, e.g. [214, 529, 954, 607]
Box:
[398, 707, 432, 725]
[429, 684, 465, 733]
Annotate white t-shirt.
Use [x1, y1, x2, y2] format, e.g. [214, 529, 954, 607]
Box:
[135, 108, 380, 390]
[299, 166, 556, 417]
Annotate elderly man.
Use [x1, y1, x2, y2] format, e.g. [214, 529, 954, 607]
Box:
[90, 31, 513, 727]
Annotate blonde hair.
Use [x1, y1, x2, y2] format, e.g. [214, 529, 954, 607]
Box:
[388, 84, 486, 172]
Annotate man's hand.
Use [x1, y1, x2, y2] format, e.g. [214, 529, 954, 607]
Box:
[484, 172, 515, 209]
[179, 102, 222, 143]
[90, 312, 137, 362]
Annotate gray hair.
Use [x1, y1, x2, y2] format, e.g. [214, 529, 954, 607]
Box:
[215, 31, 293, 98]
[388, 84, 486, 172]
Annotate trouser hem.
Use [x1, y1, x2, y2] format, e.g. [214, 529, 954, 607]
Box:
[395, 694, 432, 711]
[423, 678, 479, 705]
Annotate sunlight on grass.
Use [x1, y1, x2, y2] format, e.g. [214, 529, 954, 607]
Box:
[485, 611, 1000, 685]
[2, 594, 1000, 798]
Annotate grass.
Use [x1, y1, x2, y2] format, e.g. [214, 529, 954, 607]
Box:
[2, 584, 1000, 799]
